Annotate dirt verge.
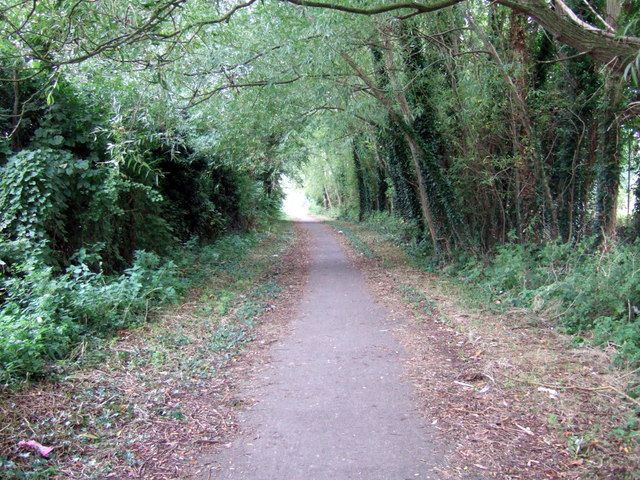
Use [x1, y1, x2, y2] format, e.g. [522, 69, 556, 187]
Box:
[0, 221, 311, 479]
[327, 219, 639, 480]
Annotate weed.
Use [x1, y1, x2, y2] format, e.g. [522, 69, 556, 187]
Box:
[567, 435, 586, 458]
[609, 413, 640, 445]
[0, 456, 60, 479]
[397, 284, 437, 315]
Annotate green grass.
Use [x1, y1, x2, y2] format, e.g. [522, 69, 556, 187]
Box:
[326, 220, 375, 258]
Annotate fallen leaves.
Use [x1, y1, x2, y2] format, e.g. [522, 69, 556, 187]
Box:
[0, 222, 311, 479]
[330, 218, 640, 480]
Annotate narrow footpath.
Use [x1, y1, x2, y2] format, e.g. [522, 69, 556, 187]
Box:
[201, 218, 443, 479]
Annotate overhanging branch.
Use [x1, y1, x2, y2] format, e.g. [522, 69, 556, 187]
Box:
[284, 0, 462, 15]
[285, 0, 640, 71]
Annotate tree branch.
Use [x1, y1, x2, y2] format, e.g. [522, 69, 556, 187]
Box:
[186, 75, 304, 108]
[285, 0, 462, 16]
[286, 0, 640, 70]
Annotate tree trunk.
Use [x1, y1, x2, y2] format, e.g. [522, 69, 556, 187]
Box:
[470, 15, 560, 240]
[594, 73, 624, 239]
[353, 138, 369, 221]
[11, 68, 22, 151]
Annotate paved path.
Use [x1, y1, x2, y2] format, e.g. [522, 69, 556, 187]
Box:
[203, 219, 441, 479]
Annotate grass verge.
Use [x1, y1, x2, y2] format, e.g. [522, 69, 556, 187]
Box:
[326, 217, 639, 480]
[0, 220, 299, 479]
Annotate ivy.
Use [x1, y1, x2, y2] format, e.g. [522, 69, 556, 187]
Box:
[0, 149, 80, 262]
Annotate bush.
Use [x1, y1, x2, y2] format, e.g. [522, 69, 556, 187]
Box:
[455, 240, 640, 367]
[0, 251, 181, 384]
[0, 229, 269, 385]
[0, 67, 288, 385]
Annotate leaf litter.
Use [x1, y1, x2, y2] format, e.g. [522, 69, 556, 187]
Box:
[329, 218, 639, 480]
[3, 216, 637, 479]
[0, 221, 310, 479]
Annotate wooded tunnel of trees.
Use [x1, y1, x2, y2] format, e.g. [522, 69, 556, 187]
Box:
[2, 0, 640, 381]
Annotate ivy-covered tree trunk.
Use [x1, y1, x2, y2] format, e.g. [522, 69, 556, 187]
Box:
[472, 13, 559, 241]
[544, 51, 600, 242]
[508, 12, 537, 241]
[352, 138, 370, 221]
[375, 163, 388, 212]
[377, 128, 421, 221]
[634, 172, 640, 237]
[10, 68, 22, 152]
[593, 73, 625, 240]
[369, 46, 423, 223]
[364, 24, 464, 253]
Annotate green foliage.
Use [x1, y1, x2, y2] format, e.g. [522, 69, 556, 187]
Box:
[0, 229, 269, 385]
[455, 241, 640, 367]
[398, 283, 436, 316]
[0, 250, 181, 383]
[0, 455, 60, 479]
[0, 149, 78, 258]
[0, 14, 294, 387]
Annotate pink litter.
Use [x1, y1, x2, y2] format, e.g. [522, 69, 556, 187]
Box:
[18, 440, 53, 458]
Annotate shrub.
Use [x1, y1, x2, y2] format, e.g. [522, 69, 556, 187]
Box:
[0, 251, 181, 384]
[454, 240, 640, 367]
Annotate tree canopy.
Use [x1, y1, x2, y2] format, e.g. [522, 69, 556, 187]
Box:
[2, 0, 640, 243]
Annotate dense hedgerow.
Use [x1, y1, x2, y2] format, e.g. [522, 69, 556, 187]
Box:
[0, 73, 284, 385]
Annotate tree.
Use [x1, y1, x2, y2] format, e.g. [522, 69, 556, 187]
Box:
[287, 0, 640, 71]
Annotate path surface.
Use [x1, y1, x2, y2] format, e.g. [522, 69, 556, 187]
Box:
[201, 218, 442, 479]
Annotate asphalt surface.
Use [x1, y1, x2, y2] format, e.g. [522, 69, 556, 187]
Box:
[203, 218, 442, 479]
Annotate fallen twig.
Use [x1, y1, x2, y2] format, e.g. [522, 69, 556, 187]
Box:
[496, 371, 640, 407]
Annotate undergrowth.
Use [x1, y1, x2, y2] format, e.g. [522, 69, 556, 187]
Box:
[455, 240, 640, 369]
[329, 211, 640, 369]
[0, 232, 262, 386]
[0, 221, 294, 479]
